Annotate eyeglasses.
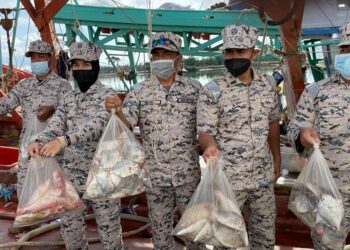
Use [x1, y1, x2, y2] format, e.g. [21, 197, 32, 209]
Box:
[151, 37, 178, 49]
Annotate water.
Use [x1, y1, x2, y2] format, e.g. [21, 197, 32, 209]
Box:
[98, 67, 315, 91]
[99, 69, 224, 91]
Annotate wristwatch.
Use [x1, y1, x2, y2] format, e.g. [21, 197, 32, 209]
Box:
[64, 135, 72, 146]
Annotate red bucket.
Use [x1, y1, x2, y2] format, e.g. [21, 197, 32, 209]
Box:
[0, 146, 19, 170]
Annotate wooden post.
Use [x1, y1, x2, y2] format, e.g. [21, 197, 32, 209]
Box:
[20, 0, 68, 72]
[244, 0, 306, 101]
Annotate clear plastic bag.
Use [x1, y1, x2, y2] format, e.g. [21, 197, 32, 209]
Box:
[84, 110, 148, 200]
[14, 157, 83, 227]
[289, 144, 345, 249]
[172, 157, 248, 248]
[20, 116, 47, 158]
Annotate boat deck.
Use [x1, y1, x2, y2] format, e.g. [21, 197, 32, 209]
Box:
[0, 218, 313, 250]
[0, 198, 314, 250]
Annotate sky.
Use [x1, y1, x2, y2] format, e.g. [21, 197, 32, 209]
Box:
[0, 0, 223, 72]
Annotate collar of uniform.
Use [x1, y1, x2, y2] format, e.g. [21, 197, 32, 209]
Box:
[150, 73, 183, 88]
[224, 67, 261, 86]
[73, 80, 103, 95]
[251, 67, 262, 81]
[332, 73, 341, 85]
[333, 72, 349, 87]
[31, 71, 55, 86]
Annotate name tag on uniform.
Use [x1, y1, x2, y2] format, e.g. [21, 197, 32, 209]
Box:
[320, 99, 347, 107]
[140, 100, 161, 105]
[177, 97, 196, 103]
[327, 102, 341, 106]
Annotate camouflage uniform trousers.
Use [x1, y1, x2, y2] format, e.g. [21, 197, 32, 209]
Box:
[311, 192, 350, 250]
[16, 156, 29, 198]
[214, 184, 276, 250]
[146, 181, 205, 250]
[60, 197, 123, 250]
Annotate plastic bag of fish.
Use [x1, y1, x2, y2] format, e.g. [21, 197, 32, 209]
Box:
[172, 157, 248, 248]
[14, 157, 83, 227]
[288, 143, 345, 249]
[84, 111, 148, 200]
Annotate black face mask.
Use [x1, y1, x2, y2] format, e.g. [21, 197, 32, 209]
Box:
[224, 58, 251, 77]
[72, 60, 100, 92]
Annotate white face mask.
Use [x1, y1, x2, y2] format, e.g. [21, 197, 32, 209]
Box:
[151, 58, 176, 79]
[31, 61, 50, 76]
[335, 53, 350, 80]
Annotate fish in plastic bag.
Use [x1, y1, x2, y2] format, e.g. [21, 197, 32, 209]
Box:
[84, 110, 148, 200]
[317, 194, 344, 231]
[288, 143, 345, 249]
[14, 157, 83, 227]
[172, 157, 248, 248]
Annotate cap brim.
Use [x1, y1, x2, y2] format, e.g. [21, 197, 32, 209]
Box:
[25, 51, 33, 57]
[68, 56, 90, 62]
[220, 44, 254, 50]
[151, 45, 179, 53]
[338, 41, 350, 47]
[25, 50, 51, 57]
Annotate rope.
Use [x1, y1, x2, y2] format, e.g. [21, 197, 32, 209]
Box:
[111, 0, 140, 26]
[282, 65, 297, 119]
[18, 13, 31, 69]
[199, 0, 206, 10]
[315, 0, 336, 28]
[0, 213, 150, 249]
[146, 0, 153, 72]
[257, 15, 268, 70]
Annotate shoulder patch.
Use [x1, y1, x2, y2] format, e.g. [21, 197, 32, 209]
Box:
[17, 76, 34, 87]
[131, 82, 143, 94]
[205, 80, 220, 100]
[305, 78, 331, 99]
[99, 84, 113, 93]
[189, 79, 201, 91]
[305, 83, 321, 99]
[260, 73, 276, 90]
[267, 75, 276, 90]
[318, 77, 332, 86]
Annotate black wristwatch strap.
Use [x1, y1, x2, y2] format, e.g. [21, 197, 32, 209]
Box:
[65, 135, 72, 146]
[295, 131, 304, 154]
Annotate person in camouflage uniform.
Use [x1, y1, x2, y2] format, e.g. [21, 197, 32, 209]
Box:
[288, 23, 350, 250]
[197, 24, 281, 250]
[0, 40, 71, 197]
[105, 32, 204, 250]
[29, 42, 123, 250]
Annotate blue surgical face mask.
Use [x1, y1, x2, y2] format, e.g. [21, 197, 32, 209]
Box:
[31, 61, 50, 76]
[151, 59, 176, 80]
[335, 53, 350, 80]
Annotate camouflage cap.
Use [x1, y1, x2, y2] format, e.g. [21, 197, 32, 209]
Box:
[68, 42, 102, 62]
[338, 23, 350, 47]
[221, 24, 259, 50]
[151, 32, 182, 53]
[25, 40, 53, 57]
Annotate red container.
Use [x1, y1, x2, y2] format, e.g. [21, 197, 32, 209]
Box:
[201, 33, 210, 40]
[117, 92, 127, 102]
[0, 146, 19, 170]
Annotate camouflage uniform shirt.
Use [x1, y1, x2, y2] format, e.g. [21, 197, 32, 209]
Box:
[197, 70, 280, 190]
[122, 74, 202, 187]
[288, 74, 350, 194]
[36, 80, 116, 193]
[0, 72, 71, 156]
